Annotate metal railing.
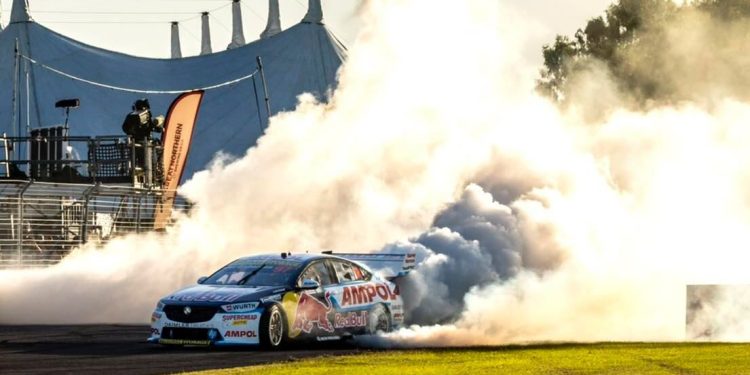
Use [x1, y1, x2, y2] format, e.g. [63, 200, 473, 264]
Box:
[0, 180, 191, 268]
[0, 133, 163, 188]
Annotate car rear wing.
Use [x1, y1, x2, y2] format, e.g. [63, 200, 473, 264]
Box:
[333, 252, 417, 279]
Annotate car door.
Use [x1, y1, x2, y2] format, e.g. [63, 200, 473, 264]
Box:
[289, 260, 338, 338]
[327, 259, 372, 334]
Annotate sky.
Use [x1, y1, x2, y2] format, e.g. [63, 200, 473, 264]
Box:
[0, 0, 364, 57]
[0, 0, 614, 63]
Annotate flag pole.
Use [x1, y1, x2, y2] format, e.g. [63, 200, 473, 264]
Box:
[256, 56, 272, 130]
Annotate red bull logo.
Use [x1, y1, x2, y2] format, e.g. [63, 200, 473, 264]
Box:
[292, 292, 334, 333]
[334, 311, 368, 328]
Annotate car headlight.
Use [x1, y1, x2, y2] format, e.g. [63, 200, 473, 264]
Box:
[155, 301, 165, 312]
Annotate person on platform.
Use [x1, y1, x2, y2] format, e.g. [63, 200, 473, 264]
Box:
[121, 98, 165, 181]
[122, 98, 164, 141]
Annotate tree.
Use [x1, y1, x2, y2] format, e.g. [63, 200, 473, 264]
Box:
[537, 0, 750, 105]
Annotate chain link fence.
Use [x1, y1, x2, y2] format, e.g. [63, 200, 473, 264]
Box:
[0, 180, 191, 268]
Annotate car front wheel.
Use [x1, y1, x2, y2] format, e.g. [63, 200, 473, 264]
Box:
[259, 304, 287, 349]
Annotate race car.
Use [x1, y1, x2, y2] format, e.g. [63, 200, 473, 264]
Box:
[147, 252, 415, 348]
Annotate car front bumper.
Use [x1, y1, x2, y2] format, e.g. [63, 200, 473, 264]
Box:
[148, 307, 263, 346]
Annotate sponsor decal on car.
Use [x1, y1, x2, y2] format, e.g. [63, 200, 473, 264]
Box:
[224, 330, 257, 338]
[151, 312, 162, 323]
[334, 311, 368, 328]
[150, 328, 160, 336]
[315, 335, 341, 341]
[404, 253, 417, 270]
[292, 292, 334, 333]
[159, 338, 210, 346]
[222, 314, 258, 321]
[340, 283, 399, 306]
[163, 321, 212, 328]
[261, 294, 282, 303]
[221, 314, 258, 327]
[221, 302, 259, 313]
[168, 291, 243, 303]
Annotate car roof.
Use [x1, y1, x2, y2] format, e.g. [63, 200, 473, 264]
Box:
[233, 253, 367, 268]
[234, 253, 335, 264]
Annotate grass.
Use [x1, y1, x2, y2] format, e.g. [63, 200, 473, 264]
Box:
[184, 342, 750, 374]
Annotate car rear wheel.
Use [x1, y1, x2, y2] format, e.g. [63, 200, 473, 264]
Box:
[367, 304, 391, 334]
[259, 304, 287, 349]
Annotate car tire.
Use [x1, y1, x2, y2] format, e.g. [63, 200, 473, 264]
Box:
[366, 304, 391, 334]
[259, 304, 287, 349]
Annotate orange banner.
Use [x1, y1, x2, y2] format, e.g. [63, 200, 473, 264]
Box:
[154, 90, 204, 230]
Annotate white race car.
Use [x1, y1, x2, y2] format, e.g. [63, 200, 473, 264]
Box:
[148, 252, 415, 348]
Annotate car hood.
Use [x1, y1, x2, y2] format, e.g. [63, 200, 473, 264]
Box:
[163, 284, 288, 304]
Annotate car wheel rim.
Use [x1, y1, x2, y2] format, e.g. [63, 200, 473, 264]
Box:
[269, 309, 283, 346]
[375, 312, 388, 332]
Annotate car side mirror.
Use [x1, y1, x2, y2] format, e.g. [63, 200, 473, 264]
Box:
[298, 279, 320, 290]
[197, 276, 208, 284]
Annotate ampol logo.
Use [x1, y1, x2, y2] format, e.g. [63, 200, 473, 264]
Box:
[341, 283, 399, 306]
[224, 330, 257, 338]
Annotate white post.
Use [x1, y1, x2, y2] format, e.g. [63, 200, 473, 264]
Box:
[170, 22, 182, 59]
[200, 12, 212, 55]
[260, 0, 282, 39]
[227, 0, 246, 49]
[301, 0, 323, 24]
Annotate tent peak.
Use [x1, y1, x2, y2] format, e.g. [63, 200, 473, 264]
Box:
[227, 0, 246, 49]
[10, 0, 33, 24]
[200, 12, 212, 55]
[260, 0, 282, 39]
[302, 0, 323, 24]
[171, 22, 182, 59]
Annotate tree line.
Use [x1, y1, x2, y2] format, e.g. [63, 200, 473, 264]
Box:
[537, 0, 750, 106]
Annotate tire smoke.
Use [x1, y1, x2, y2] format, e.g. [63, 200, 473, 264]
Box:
[1, 0, 749, 345]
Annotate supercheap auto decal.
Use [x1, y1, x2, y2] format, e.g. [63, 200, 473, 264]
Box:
[222, 314, 258, 326]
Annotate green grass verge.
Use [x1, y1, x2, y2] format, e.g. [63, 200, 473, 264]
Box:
[184, 342, 750, 375]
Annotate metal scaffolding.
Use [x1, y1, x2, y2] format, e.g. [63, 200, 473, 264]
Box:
[0, 180, 191, 268]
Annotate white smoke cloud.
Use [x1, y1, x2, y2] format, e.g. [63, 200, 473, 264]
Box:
[1, 0, 750, 345]
[687, 285, 750, 341]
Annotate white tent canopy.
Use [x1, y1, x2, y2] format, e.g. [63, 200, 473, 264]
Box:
[0, 0, 346, 181]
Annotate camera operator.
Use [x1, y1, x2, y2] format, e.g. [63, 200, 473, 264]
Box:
[122, 98, 164, 140]
[122, 98, 165, 185]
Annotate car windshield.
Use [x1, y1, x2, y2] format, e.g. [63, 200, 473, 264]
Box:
[202, 257, 303, 286]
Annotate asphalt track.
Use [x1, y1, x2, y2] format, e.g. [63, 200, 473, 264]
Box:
[0, 325, 361, 374]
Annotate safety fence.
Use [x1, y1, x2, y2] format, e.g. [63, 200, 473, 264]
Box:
[0, 180, 191, 268]
[0, 133, 164, 187]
